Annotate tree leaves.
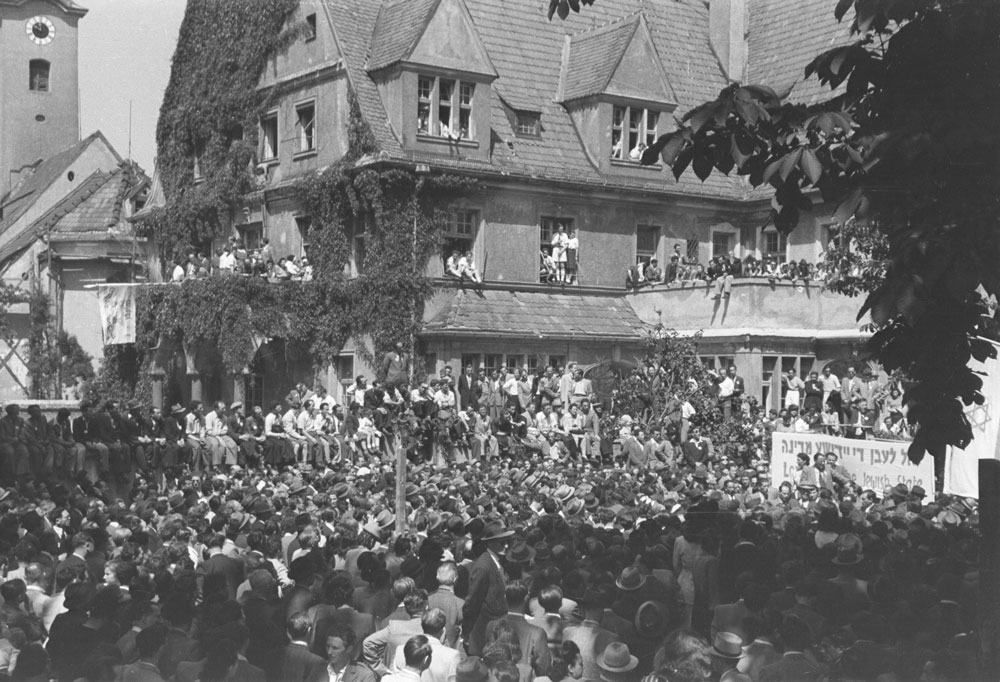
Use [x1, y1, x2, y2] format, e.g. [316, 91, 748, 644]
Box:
[547, 0, 594, 21]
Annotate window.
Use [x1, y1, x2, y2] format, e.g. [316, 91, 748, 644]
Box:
[29, 60, 49, 92]
[353, 217, 368, 275]
[484, 354, 503, 375]
[515, 111, 540, 136]
[526, 355, 540, 374]
[761, 228, 788, 263]
[548, 355, 566, 372]
[686, 238, 700, 264]
[295, 102, 316, 154]
[461, 354, 481, 373]
[192, 141, 205, 182]
[238, 222, 263, 250]
[260, 111, 278, 161]
[334, 354, 355, 402]
[304, 13, 317, 41]
[295, 216, 312, 255]
[700, 355, 734, 373]
[636, 225, 660, 266]
[612, 105, 659, 161]
[416, 75, 475, 140]
[443, 209, 478, 266]
[712, 231, 734, 259]
[244, 373, 264, 412]
[540, 216, 573, 282]
[505, 355, 524, 373]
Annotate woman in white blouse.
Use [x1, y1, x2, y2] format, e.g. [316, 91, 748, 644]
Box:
[551, 224, 569, 282]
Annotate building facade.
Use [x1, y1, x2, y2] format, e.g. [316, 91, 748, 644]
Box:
[150, 0, 869, 410]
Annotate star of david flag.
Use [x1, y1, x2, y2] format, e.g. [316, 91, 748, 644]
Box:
[945, 338, 1000, 498]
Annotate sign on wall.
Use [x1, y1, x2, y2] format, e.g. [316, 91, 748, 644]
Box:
[771, 431, 934, 493]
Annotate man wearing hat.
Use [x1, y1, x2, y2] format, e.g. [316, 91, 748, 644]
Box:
[562, 588, 617, 681]
[463, 519, 514, 656]
[596, 642, 638, 682]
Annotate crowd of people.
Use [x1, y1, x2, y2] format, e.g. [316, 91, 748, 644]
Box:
[170, 237, 314, 284]
[626, 244, 833, 295]
[0, 350, 980, 682]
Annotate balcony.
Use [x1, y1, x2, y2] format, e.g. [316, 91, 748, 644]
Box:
[626, 279, 868, 338]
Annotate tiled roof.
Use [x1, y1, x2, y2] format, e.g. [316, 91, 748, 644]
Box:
[558, 14, 639, 102]
[0, 132, 111, 239]
[0, 163, 146, 267]
[747, 0, 852, 105]
[422, 288, 648, 339]
[327, 0, 404, 156]
[368, 0, 440, 73]
[327, 0, 749, 199]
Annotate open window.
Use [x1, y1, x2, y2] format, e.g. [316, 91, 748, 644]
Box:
[295, 101, 316, 155]
[304, 13, 317, 41]
[612, 105, 659, 162]
[260, 111, 278, 161]
[416, 74, 476, 140]
[443, 209, 477, 266]
[29, 60, 49, 92]
[636, 225, 660, 266]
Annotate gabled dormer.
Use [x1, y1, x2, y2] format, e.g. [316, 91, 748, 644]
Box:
[557, 13, 677, 175]
[367, 0, 496, 160]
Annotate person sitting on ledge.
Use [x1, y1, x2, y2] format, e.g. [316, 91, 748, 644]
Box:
[644, 258, 663, 285]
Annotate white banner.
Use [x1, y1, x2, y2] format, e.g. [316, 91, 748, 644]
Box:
[770, 431, 934, 493]
[944, 341, 1000, 498]
[97, 284, 136, 345]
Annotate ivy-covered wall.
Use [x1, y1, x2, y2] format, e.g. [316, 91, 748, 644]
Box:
[121, 0, 476, 404]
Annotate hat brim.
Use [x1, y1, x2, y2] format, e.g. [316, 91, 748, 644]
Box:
[505, 548, 535, 564]
[712, 648, 742, 659]
[615, 575, 647, 591]
[832, 555, 863, 566]
[483, 529, 515, 541]
[597, 655, 639, 673]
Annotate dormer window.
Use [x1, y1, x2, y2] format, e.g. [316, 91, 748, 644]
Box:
[612, 105, 659, 162]
[515, 111, 540, 137]
[417, 75, 475, 140]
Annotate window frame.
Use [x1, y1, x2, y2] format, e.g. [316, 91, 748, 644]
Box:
[636, 224, 660, 266]
[760, 227, 789, 263]
[416, 74, 476, 141]
[259, 110, 279, 162]
[611, 104, 659, 162]
[294, 99, 317, 157]
[443, 209, 479, 269]
[304, 13, 317, 41]
[28, 59, 50, 92]
[515, 111, 541, 137]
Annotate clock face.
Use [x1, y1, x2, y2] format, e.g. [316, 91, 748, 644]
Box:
[26, 17, 55, 45]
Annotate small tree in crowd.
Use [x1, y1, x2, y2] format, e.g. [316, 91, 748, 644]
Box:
[605, 326, 768, 463]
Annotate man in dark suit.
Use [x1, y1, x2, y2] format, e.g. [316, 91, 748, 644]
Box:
[458, 365, 478, 411]
[485, 581, 549, 676]
[243, 570, 287, 672]
[278, 612, 327, 682]
[681, 427, 711, 467]
[198, 533, 244, 601]
[174, 623, 266, 682]
[463, 519, 514, 656]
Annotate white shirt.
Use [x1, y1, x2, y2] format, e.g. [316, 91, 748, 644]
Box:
[204, 410, 227, 437]
[433, 390, 455, 409]
[219, 252, 237, 271]
[718, 376, 735, 399]
[171, 264, 185, 282]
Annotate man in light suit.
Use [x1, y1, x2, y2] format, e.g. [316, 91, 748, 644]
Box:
[463, 520, 514, 656]
[391, 609, 459, 682]
[278, 612, 327, 682]
[427, 561, 464, 649]
[562, 590, 618, 682]
[840, 366, 868, 425]
[485, 581, 550, 676]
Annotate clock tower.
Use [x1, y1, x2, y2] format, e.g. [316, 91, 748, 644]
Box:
[0, 0, 87, 198]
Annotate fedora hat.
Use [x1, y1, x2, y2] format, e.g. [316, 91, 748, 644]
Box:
[713, 631, 743, 658]
[554, 485, 574, 503]
[597, 642, 638, 673]
[481, 519, 514, 541]
[564, 498, 584, 516]
[333, 482, 351, 499]
[505, 540, 535, 564]
[533, 542, 552, 562]
[634, 600, 668, 639]
[170, 404, 185, 415]
[615, 566, 646, 591]
[375, 509, 395, 529]
[168, 492, 185, 511]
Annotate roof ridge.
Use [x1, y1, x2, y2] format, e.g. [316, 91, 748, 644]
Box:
[572, 10, 642, 38]
[30, 169, 112, 236]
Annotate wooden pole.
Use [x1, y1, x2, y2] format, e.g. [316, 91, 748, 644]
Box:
[979, 458, 1000, 677]
[395, 430, 406, 535]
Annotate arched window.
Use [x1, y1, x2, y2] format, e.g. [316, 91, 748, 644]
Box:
[29, 60, 49, 92]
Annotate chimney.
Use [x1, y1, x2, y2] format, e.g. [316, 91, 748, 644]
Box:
[709, 0, 747, 83]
